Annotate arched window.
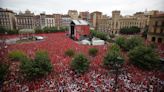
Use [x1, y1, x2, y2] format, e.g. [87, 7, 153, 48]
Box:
[160, 28, 163, 33]
[158, 38, 162, 43]
[152, 37, 156, 42]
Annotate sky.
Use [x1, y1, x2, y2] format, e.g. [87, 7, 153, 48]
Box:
[0, 0, 164, 16]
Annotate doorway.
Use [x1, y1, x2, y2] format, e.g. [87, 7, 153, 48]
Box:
[158, 38, 162, 43]
[70, 22, 75, 38]
[152, 37, 156, 42]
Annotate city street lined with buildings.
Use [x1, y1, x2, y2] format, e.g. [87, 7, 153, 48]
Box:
[0, 8, 163, 43]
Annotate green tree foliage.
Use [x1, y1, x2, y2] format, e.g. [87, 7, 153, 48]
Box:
[20, 57, 33, 78]
[142, 26, 148, 39]
[0, 27, 18, 34]
[43, 27, 65, 33]
[43, 27, 57, 33]
[0, 63, 9, 84]
[104, 44, 124, 68]
[35, 28, 44, 33]
[0, 27, 6, 34]
[120, 26, 140, 34]
[71, 54, 89, 74]
[8, 50, 27, 61]
[110, 44, 121, 52]
[128, 46, 160, 70]
[124, 36, 144, 51]
[148, 43, 157, 49]
[88, 48, 98, 57]
[20, 51, 53, 80]
[35, 27, 66, 34]
[90, 30, 107, 40]
[104, 44, 124, 91]
[34, 51, 53, 76]
[7, 29, 18, 34]
[59, 26, 68, 31]
[142, 30, 148, 39]
[65, 49, 75, 57]
[115, 37, 126, 48]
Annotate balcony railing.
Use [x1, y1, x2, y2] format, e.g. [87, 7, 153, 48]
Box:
[148, 32, 164, 36]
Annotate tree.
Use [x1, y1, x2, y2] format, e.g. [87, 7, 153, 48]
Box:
[65, 49, 75, 57]
[42, 26, 67, 33]
[104, 44, 124, 92]
[60, 26, 68, 31]
[90, 30, 107, 40]
[0, 63, 9, 86]
[124, 36, 144, 51]
[128, 46, 160, 70]
[71, 54, 89, 74]
[34, 51, 53, 73]
[20, 51, 53, 80]
[120, 26, 140, 34]
[20, 57, 33, 79]
[35, 28, 44, 33]
[104, 44, 123, 68]
[8, 50, 27, 61]
[0, 27, 18, 34]
[0, 27, 7, 34]
[110, 44, 121, 52]
[88, 48, 98, 57]
[7, 29, 18, 34]
[142, 25, 148, 39]
[148, 43, 157, 49]
[115, 37, 126, 48]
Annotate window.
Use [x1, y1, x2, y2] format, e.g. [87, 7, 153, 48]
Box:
[160, 28, 163, 33]
[152, 37, 156, 42]
[116, 22, 118, 28]
[154, 27, 157, 33]
[158, 38, 162, 43]
[155, 21, 158, 26]
[162, 21, 164, 26]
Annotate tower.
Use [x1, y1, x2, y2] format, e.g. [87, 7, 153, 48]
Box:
[112, 10, 121, 34]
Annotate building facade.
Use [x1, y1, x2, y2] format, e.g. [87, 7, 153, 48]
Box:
[68, 10, 78, 20]
[147, 14, 164, 43]
[97, 10, 149, 34]
[15, 10, 34, 30]
[53, 14, 62, 29]
[79, 11, 90, 22]
[61, 15, 71, 28]
[97, 15, 111, 33]
[33, 15, 41, 29]
[69, 20, 90, 40]
[40, 13, 46, 29]
[90, 11, 102, 29]
[39, 13, 55, 29]
[45, 15, 55, 27]
[0, 8, 16, 30]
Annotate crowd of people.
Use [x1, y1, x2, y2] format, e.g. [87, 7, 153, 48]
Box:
[1, 32, 164, 92]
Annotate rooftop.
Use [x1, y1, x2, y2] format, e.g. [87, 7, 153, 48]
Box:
[0, 8, 14, 13]
[72, 20, 89, 25]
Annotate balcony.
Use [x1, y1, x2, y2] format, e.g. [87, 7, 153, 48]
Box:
[148, 32, 164, 36]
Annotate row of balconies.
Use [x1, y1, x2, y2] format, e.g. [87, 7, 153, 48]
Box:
[0, 14, 10, 17]
[149, 27, 164, 35]
[148, 32, 164, 36]
[152, 21, 164, 27]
